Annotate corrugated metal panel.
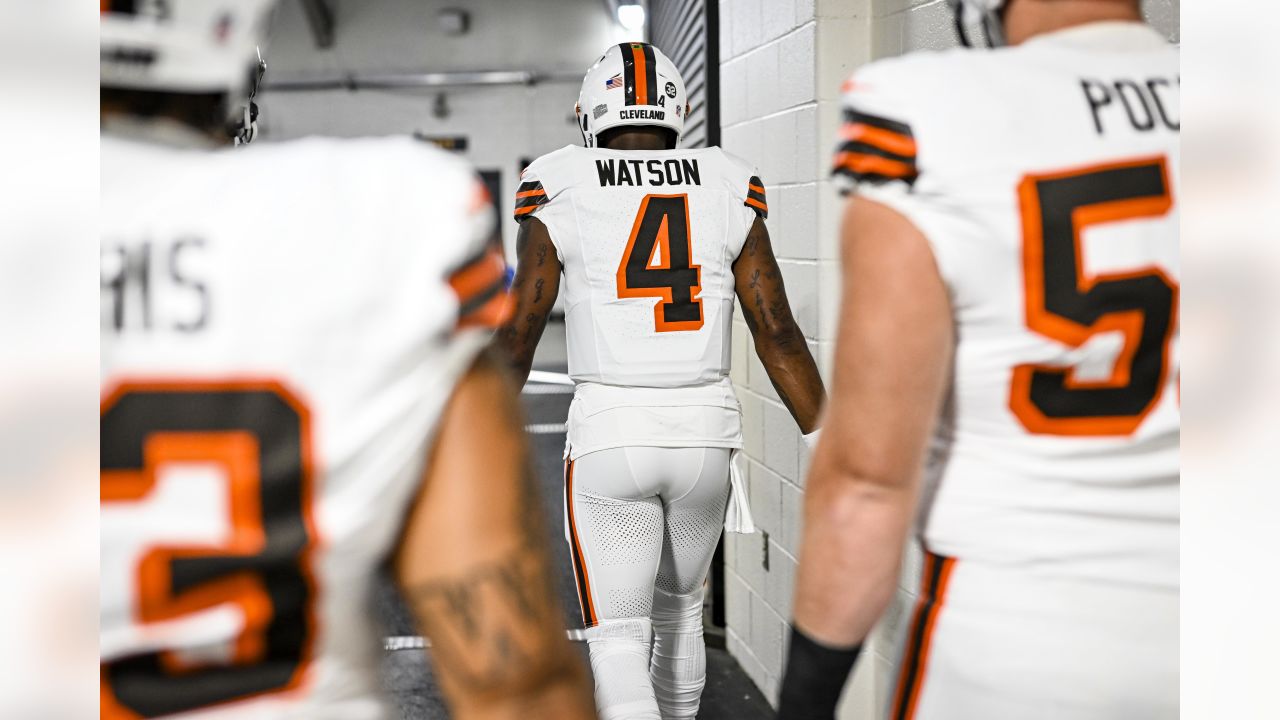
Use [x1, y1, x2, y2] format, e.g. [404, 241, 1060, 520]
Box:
[649, 0, 719, 148]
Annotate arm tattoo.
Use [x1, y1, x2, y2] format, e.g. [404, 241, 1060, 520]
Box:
[405, 469, 559, 692]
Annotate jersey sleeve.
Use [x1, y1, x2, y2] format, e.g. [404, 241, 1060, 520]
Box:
[830, 58, 973, 303]
[831, 67, 920, 195]
[513, 160, 551, 222]
[449, 178, 512, 331]
[745, 174, 768, 219]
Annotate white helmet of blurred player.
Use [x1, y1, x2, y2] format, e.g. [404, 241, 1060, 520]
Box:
[101, 0, 274, 143]
[576, 43, 689, 148]
[947, 0, 1008, 47]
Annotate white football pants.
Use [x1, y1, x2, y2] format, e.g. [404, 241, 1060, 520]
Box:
[564, 446, 731, 720]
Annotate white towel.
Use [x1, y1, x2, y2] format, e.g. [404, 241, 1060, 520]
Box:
[723, 449, 755, 534]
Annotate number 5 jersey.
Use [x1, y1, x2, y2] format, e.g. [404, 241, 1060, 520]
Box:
[834, 22, 1179, 590]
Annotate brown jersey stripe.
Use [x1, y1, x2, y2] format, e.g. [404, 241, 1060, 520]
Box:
[890, 552, 957, 720]
[515, 188, 547, 199]
[744, 197, 769, 218]
[833, 151, 919, 184]
[565, 461, 599, 626]
[517, 180, 544, 194]
[843, 107, 914, 139]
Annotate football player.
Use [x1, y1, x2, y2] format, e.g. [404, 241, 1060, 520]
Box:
[779, 1, 1179, 718]
[497, 43, 826, 720]
[99, 2, 595, 718]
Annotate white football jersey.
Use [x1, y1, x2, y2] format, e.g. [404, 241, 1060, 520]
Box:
[100, 131, 505, 719]
[835, 23, 1179, 589]
[516, 145, 765, 388]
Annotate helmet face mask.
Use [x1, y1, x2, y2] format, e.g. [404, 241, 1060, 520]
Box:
[576, 43, 688, 149]
[948, 0, 1009, 48]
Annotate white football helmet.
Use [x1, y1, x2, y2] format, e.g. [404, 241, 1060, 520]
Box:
[947, 0, 1008, 47]
[101, 0, 276, 141]
[576, 43, 689, 148]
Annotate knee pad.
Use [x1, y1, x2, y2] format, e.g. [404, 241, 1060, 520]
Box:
[585, 618, 660, 720]
[650, 589, 707, 719]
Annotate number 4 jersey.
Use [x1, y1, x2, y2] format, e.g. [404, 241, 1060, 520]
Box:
[516, 145, 765, 460]
[834, 22, 1180, 589]
[100, 134, 505, 719]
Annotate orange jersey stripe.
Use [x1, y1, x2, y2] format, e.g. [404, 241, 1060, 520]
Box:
[745, 197, 768, 212]
[515, 188, 546, 199]
[748, 183, 766, 194]
[834, 151, 916, 179]
[840, 122, 918, 158]
[514, 204, 540, 216]
[449, 250, 506, 304]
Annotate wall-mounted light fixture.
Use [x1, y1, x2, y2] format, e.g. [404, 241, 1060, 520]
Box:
[616, 3, 646, 33]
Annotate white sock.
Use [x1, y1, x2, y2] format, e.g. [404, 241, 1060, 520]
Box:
[649, 588, 706, 719]
[586, 618, 662, 720]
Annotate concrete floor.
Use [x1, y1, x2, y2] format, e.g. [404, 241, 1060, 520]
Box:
[374, 320, 773, 719]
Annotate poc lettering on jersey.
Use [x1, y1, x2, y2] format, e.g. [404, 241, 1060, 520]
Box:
[1080, 75, 1180, 134]
[596, 158, 702, 187]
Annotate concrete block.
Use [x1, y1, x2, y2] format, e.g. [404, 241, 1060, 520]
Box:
[757, 111, 796, 187]
[770, 184, 818, 260]
[762, 398, 801, 480]
[778, 23, 817, 110]
[779, 481, 805, 553]
[748, 460, 783, 537]
[745, 42, 782, 118]
[795, 0, 816, 25]
[763, 541, 797, 620]
[902, 0, 960, 52]
[750, 592, 787, 677]
[726, 568, 753, 645]
[730, 0, 764, 58]
[792, 104, 819, 183]
[777, 260, 818, 337]
[817, 16, 869, 99]
[818, 259, 842, 342]
[871, 10, 906, 59]
[729, 632, 772, 703]
[762, 0, 796, 43]
[719, 57, 748, 128]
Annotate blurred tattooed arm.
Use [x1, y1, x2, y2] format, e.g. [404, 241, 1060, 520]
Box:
[393, 349, 595, 720]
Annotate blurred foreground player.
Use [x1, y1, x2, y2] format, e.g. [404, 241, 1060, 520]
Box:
[99, 2, 594, 718]
[497, 43, 825, 720]
[781, 1, 1179, 718]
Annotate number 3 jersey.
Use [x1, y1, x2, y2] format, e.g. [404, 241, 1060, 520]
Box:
[834, 23, 1180, 589]
[516, 145, 764, 458]
[100, 134, 505, 719]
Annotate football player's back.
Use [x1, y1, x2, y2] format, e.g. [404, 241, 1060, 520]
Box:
[518, 142, 763, 389]
[100, 3, 597, 719]
[781, 4, 1178, 720]
[835, 20, 1180, 588]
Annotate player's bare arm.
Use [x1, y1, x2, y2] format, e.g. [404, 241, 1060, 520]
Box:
[393, 349, 594, 720]
[732, 216, 826, 433]
[778, 196, 951, 718]
[494, 217, 562, 387]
